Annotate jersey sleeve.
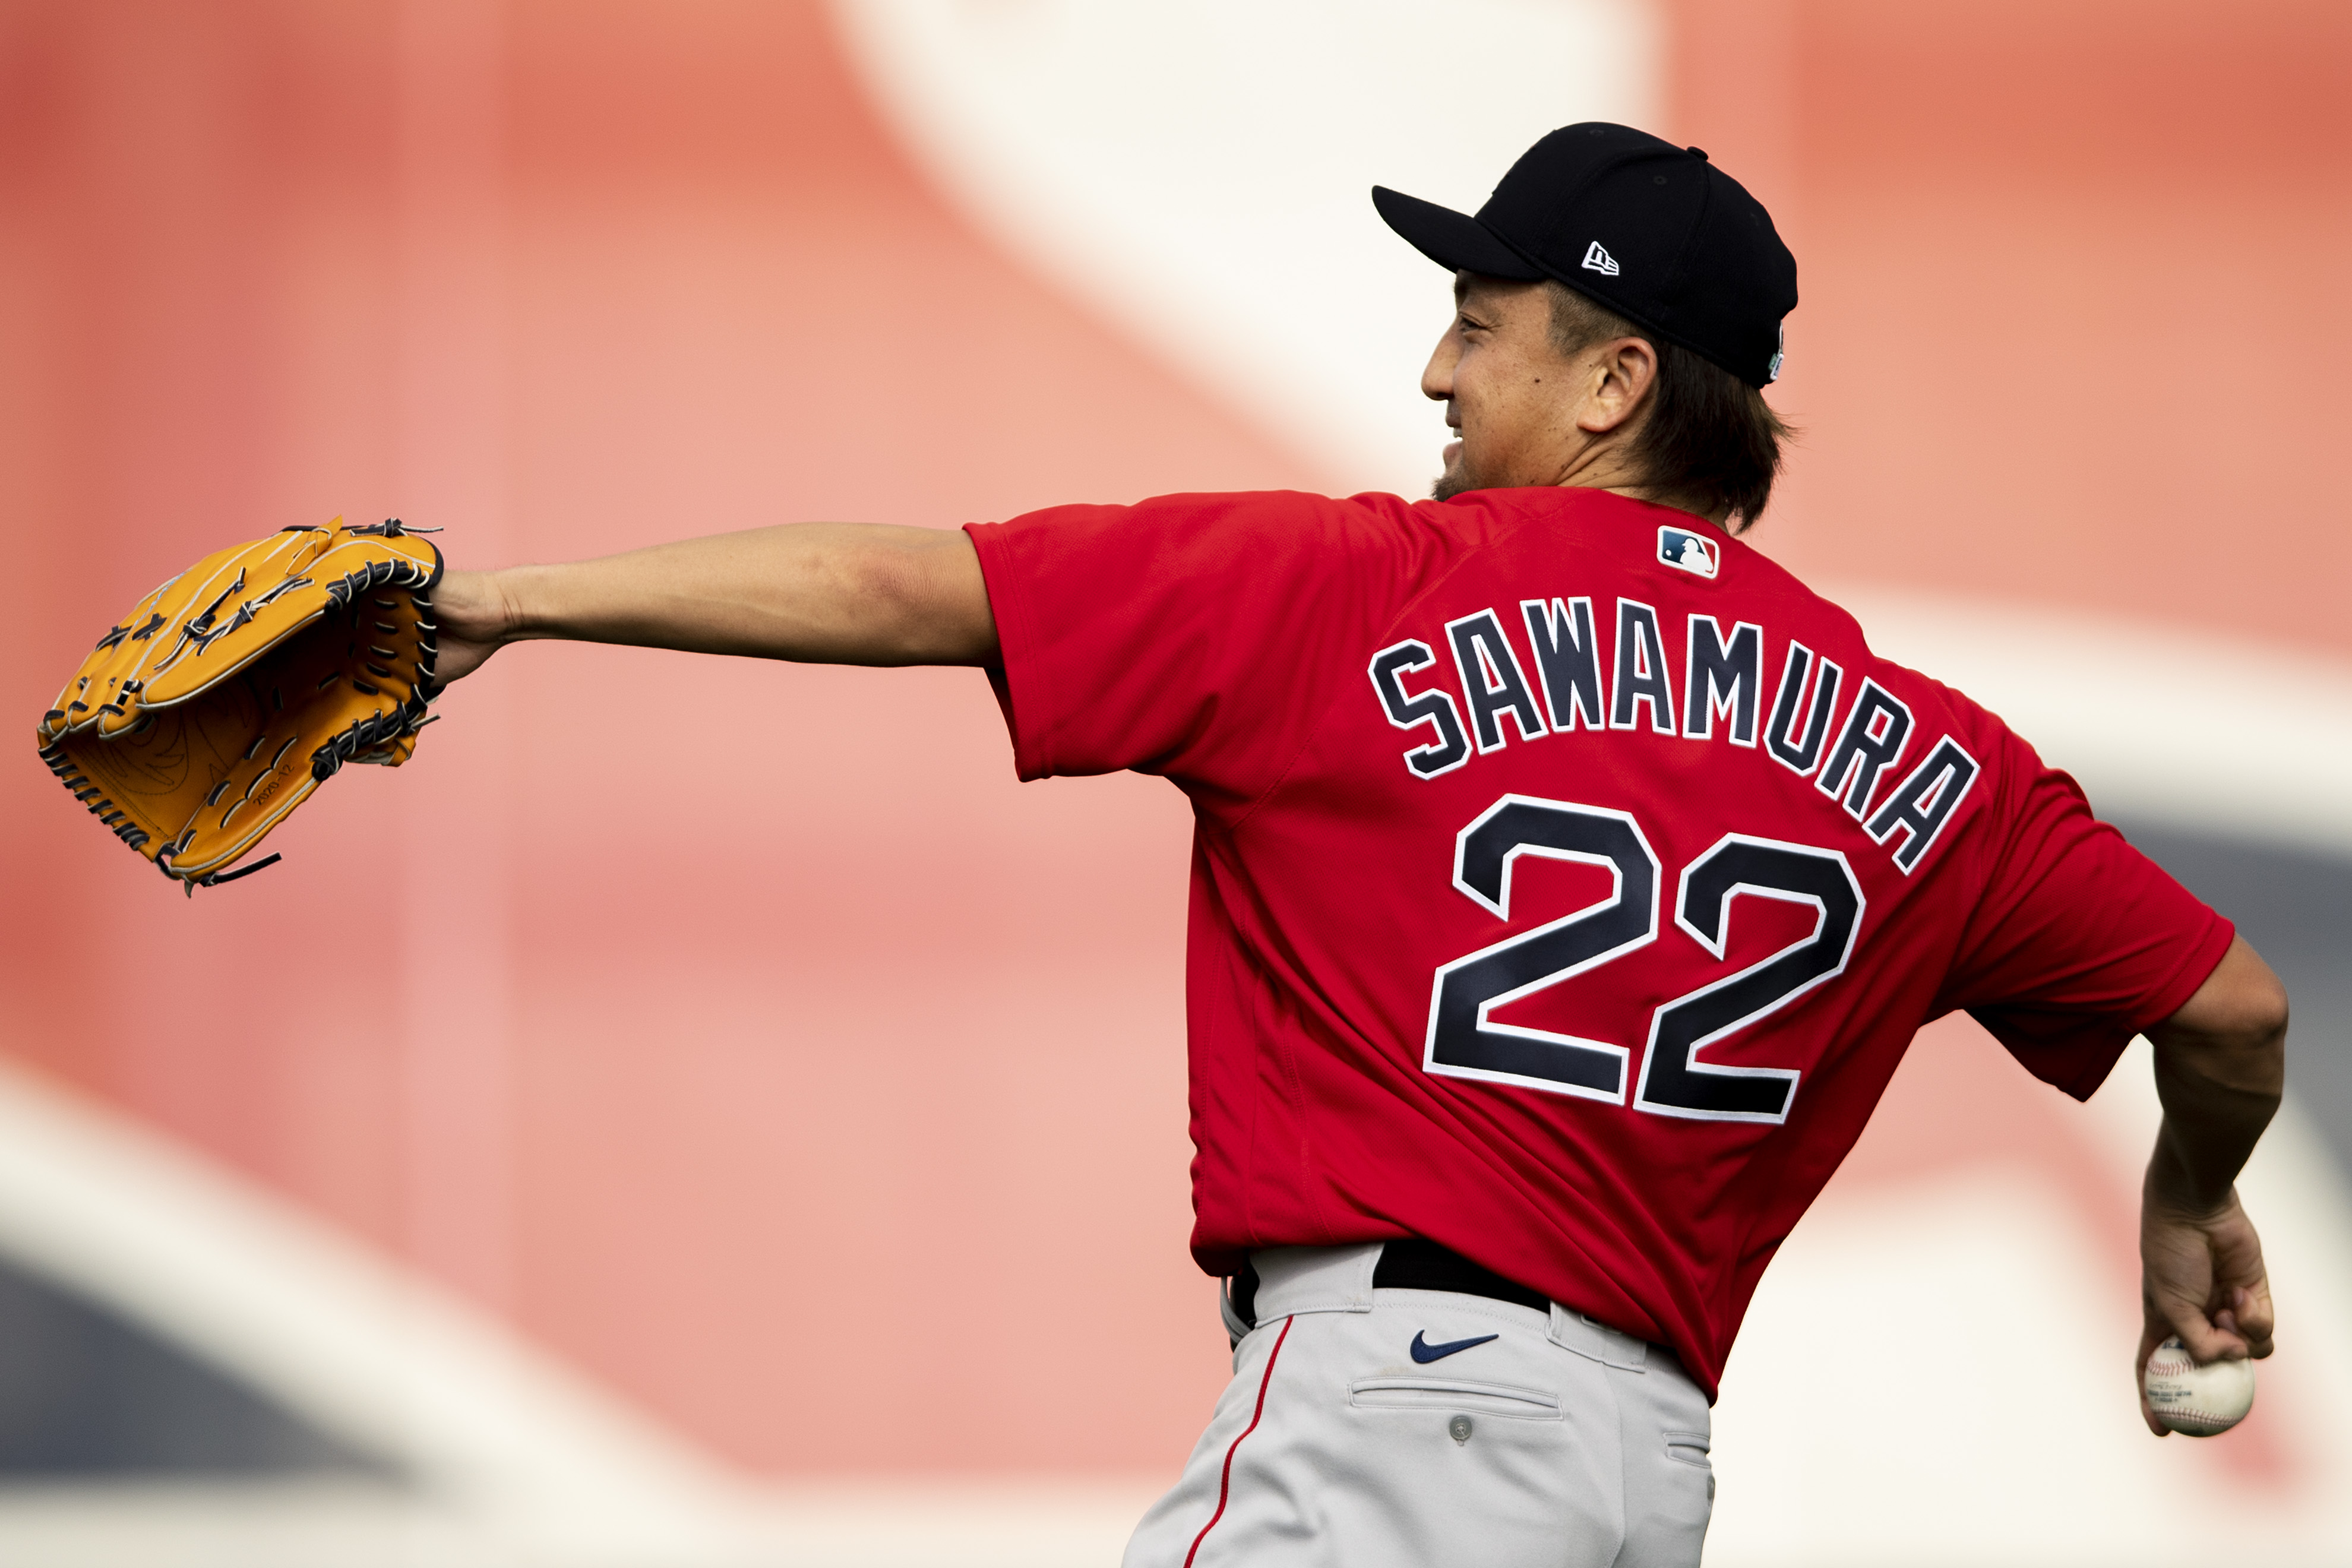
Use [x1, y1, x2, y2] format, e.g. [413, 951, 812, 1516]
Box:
[1933, 729, 2235, 1100]
[966, 491, 1428, 821]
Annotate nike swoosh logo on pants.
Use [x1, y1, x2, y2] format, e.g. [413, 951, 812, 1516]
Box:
[1409, 1330, 1500, 1364]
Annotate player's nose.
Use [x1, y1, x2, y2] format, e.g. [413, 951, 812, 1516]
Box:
[1421, 348, 1454, 403]
[1421, 328, 1459, 403]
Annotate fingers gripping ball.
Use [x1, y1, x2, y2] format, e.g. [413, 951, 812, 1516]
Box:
[2144, 1336, 2257, 1436]
[34, 518, 444, 894]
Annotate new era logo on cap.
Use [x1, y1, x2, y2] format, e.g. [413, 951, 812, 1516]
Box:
[1659, 526, 1719, 578]
[1581, 241, 1620, 277]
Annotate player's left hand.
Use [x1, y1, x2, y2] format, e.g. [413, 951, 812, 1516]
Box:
[2136, 1187, 2274, 1436]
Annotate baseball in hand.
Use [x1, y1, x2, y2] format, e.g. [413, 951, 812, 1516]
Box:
[2144, 1336, 2256, 1436]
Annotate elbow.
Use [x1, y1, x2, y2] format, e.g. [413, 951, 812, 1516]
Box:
[2252, 975, 2290, 1055]
[2246, 979, 2290, 1090]
[2218, 962, 2290, 1068]
[2152, 938, 2288, 1100]
[2201, 970, 2289, 1102]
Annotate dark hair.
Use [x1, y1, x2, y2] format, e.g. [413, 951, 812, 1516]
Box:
[1545, 283, 1793, 533]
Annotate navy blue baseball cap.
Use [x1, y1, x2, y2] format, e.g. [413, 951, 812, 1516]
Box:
[1373, 124, 1797, 388]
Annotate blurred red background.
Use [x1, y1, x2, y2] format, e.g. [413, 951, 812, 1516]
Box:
[3, 0, 2345, 1479]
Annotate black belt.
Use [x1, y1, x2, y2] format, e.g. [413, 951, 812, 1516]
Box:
[1229, 1239, 1549, 1329]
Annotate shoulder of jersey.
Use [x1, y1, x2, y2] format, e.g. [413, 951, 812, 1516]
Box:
[1426, 487, 1999, 717]
[1407, 487, 1801, 591]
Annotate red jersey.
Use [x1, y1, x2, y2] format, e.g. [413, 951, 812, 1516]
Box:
[966, 486, 2230, 1396]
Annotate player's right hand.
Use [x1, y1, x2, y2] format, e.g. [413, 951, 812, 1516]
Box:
[2135, 1188, 2275, 1436]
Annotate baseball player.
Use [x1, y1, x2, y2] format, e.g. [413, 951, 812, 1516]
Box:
[425, 126, 2284, 1565]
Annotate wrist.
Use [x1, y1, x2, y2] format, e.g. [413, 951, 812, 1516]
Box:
[2144, 1140, 2236, 1222]
[487, 564, 548, 642]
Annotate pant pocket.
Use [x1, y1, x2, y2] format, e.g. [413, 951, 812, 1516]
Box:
[1348, 1377, 1563, 1421]
[1663, 1428, 1711, 1469]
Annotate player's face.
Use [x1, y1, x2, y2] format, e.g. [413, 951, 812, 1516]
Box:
[1421, 273, 1584, 501]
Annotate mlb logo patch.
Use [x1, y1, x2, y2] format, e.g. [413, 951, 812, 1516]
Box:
[1658, 526, 1720, 580]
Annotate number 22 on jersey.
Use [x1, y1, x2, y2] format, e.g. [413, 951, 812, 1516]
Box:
[1425, 794, 1864, 1124]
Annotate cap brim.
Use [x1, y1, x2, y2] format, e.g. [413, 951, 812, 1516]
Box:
[1371, 186, 1545, 281]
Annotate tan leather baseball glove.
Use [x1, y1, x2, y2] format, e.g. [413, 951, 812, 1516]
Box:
[37, 517, 443, 893]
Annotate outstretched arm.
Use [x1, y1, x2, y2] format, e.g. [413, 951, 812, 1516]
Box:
[2136, 934, 2285, 1434]
[429, 523, 998, 682]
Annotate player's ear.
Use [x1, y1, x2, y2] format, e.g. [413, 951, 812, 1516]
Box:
[1575, 336, 1659, 435]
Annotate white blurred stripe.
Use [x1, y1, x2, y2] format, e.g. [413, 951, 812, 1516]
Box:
[743, 1482, 1165, 1568]
[0, 1055, 1175, 1564]
[0, 1058, 757, 1564]
[0, 1480, 1161, 1568]
[831, 0, 1659, 498]
[1832, 584, 2352, 858]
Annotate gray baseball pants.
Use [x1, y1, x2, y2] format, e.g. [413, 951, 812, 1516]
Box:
[1121, 1244, 1714, 1568]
